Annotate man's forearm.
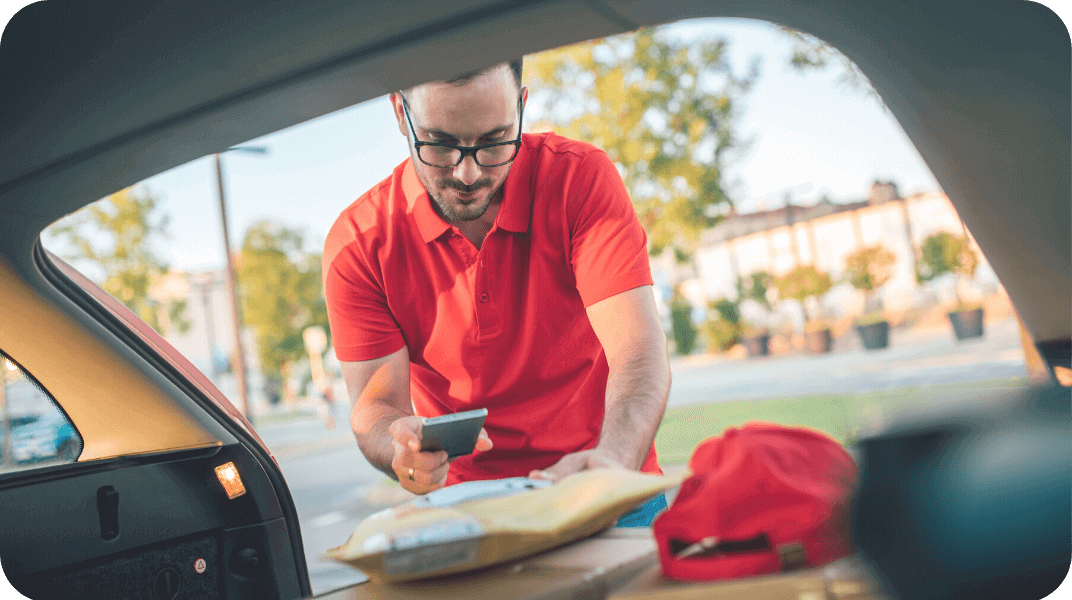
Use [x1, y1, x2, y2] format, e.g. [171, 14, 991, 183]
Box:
[351, 401, 410, 479]
[596, 339, 671, 470]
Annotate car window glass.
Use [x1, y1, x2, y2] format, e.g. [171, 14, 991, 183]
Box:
[0, 353, 83, 474]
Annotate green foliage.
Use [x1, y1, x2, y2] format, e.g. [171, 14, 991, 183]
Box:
[774, 265, 833, 303]
[527, 28, 757, 258]
[48, 187, 188, 334]
[736, 271, 774, 311]
[669, 290, 698, 355]
[237, 220, 327, 383]
[709, 297, 741, 323]
[702, 297, 741, 352]
[778, 26, 885, 109]
[917, 232, 979, 282]
[844, 245, 896, 293]
[845, 244, 896, 315]
[774, 265, 833, 322]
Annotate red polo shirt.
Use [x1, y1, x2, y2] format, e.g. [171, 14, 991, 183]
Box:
[324, 132, 661, 484]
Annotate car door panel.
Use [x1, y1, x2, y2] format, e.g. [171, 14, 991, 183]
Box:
[0, 246, 310, 598]
[2, 443, 300, 599]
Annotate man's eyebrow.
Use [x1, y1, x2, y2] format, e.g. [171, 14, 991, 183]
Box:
[421, 124, 513, 140]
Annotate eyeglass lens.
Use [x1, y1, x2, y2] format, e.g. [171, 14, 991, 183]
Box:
[417, 143, 518, 168]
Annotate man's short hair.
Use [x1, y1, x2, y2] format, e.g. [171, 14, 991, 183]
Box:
[445, 59, 523, 90]
[406, 59, 523, 96]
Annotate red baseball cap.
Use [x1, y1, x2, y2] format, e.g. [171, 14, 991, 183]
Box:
[653, 422, 858, 581]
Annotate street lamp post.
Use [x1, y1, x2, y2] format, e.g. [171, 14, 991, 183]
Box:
[214, 146, 267, 423]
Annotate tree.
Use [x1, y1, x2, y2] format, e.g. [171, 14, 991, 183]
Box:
[702, 297, 741, 352]
[48, 187, 189, 334]
[844, 244, 896, 314]
[736, 270, 774, 334]
[779, 26, 886, 109]
[774, 265, 833, 323]
[527, 27, 757, 259]
[236, 220, 327, 394]
[917, 231, 979, 307]
[669, 289, 698, 355]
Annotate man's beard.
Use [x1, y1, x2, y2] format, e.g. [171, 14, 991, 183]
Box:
[428, 177, 502, 223]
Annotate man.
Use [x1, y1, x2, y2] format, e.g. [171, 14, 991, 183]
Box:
[323, 59, 671, 507]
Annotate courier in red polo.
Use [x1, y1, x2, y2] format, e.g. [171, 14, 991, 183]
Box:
[324, 61, 670, 507]
[325, 132, 661, 484]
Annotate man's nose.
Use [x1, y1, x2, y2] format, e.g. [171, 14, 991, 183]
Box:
[452, 154, 482, 186]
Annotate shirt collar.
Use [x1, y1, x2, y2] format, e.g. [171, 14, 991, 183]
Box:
[495, 137, 533, 234]
[403, 160, 451, 243]
[402, 136, 534, 243]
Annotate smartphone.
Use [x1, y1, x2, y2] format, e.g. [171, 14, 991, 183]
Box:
[419, 408, 489, 458]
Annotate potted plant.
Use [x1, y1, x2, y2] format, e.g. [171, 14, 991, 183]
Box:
[702, 297, 742, 353]
[736, 271, 774, 357]
[844, 244, 897, 350]
[669, 288, 698, 355]
[774, 265, 835, 353]
[918, 231, 984, 340]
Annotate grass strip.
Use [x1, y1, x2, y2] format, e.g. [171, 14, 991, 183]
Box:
[654, 376, 1028, 465]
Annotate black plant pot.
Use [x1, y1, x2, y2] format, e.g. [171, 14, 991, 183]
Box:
[948, 307, 985, 340]
[741, 333, 770, 357]
[855, 321, 889, 350]
[805, 327, 833, 354]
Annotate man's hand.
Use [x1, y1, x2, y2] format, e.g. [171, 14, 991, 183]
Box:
[527, 448, 623, 483]
[388, 416, 493, 494]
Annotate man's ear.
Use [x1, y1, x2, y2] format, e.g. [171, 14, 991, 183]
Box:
[389, 92, 409, 138]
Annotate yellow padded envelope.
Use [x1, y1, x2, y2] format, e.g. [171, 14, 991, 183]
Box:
[324, 469, 686, 583]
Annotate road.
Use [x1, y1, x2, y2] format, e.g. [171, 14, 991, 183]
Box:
[256, 315, 1027, 595]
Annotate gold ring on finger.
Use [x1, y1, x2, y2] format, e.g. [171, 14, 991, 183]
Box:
[408, 467, 415, 481]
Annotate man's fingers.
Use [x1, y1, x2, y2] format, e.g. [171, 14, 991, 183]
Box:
[528, 455, 578, 482]
[475, 428, 493, 452]
[413, 449, 449, 471]
[430, 461, 449, 485]
[389, 416, 424, 452]
[527, 450, 625, 482]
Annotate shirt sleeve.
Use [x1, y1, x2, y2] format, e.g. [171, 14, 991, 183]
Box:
[567, 150, 654, 307]
[323, 229, 406, 362]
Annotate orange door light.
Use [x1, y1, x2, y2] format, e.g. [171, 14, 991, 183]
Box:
[215, 462, 247, 499]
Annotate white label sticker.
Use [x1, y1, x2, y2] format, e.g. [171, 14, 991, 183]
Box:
[194, 558, 207, 574]
[383, 539, 480, 575]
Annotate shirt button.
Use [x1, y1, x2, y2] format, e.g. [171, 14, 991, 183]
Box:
[479, 293, 489, 303]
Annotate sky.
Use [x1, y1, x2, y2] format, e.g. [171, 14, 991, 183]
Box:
[5, 6, 1066, 275]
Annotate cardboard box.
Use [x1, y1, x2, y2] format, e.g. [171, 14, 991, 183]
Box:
[314, 527, 658, 600]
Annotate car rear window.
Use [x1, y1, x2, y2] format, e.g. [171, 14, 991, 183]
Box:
[0, 352, 83, 474]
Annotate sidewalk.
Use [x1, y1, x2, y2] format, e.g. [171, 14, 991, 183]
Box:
[255, 402, 355, 458]
[668, 315, 1025, 407]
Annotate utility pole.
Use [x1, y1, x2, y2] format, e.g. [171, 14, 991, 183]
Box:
[214, 147, 268, 423]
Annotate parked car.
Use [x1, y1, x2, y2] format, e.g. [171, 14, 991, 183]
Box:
[0, 2, 1067, 600]
[10, 410, 79, 465]
[0, 415, 39, 463]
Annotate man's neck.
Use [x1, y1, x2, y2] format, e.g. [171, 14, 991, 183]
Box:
[455, 203, 500, 249]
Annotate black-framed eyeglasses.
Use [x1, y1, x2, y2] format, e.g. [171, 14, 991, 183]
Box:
[400, 94, 524, 168]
